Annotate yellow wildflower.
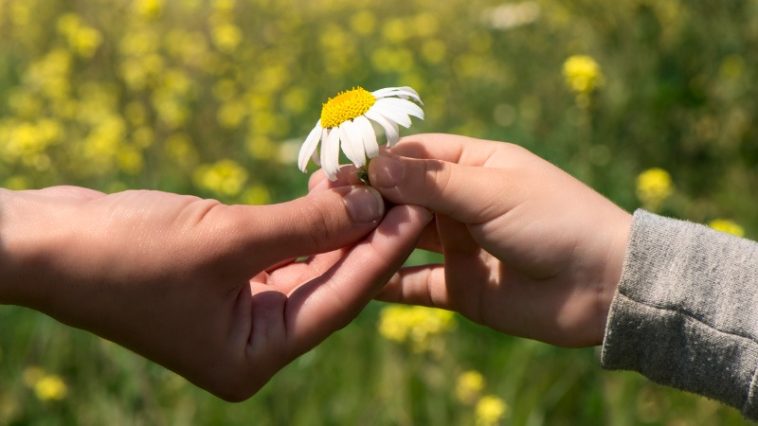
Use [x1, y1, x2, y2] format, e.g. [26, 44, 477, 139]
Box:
[26, 49, 72, 100]
[34, 375, 68, 402]
[456, 370, 486, 405]
[563, 55, 604, 94]
[709, 219, 745, 238]
[134, 0, 164, 19]
[193, 159, 248, 197]
[57, 14, 102, 58]
[475, 395, 508, 426]
[421, 39, 447, 64]
[117, 146, 144, 174]
[382, 18, 410, 44]
[217, 100, 247, 128]
[378, 305, 455, 352]
[636, 168, 674, 211]
[211, 23, 242, 52]
[213, 0, 236, 12]
[22, 367, 68, 402]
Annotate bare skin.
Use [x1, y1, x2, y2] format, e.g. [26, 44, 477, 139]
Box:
[0, 185, 431, 400]
[312, 134, 632, 347]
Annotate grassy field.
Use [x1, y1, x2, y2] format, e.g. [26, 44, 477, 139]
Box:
[0, 0, 756, 424]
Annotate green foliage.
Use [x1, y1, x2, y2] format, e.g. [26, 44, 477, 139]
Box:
[0, 0, 755, 424]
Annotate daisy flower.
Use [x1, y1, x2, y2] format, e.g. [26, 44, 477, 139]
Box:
[297, 86, 424, 180]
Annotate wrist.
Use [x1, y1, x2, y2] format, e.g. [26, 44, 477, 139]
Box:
[594, 209, 633, 344]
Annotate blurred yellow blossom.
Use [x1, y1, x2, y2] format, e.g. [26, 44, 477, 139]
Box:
[475, 395, 508, 426]
[413, 13, 439, 37]
[421, 39, 447, 64]
[134, 0, 164, 19]
[8, 89, 43, 118]
[563, 55, 604, 94]
[131, 126, 154, 148]
[165, 30, 209, 65]
[1, 119, 62, 163]
[117, 146, 144, 174]
[281, 87, 310, 114]
[371, 47, 414, 73]
[563, 54, 604, 107]
[257, 65, 288, 94]
[34, 375, 68, 402]
[217, 100, 247, 128]
[709, 219, 745, 238]
[162, 69, 193, 97]
[378, 306, 455, 352]
[211, 23, 242, 52]
[382, 18, 410, 44]
[10, 2, 31, 28]
[22, 367, 68, 402]
[213, 0, 236, 12]
[636, 168, 674, 211]
[350, 11, 376, 36]
[240, 185, 271, 205]
[26, 49, 72, 100]
[456, 370, 485, 405]
[152, 91, 188, 128]
[247, 136, 276, 160]
[120, 27, 160, 57]
[57, 13, 102, 58]
[194, 159, 248, 197]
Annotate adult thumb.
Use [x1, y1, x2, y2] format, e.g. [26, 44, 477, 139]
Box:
[368, 152, 505, 224]
[251, 185, 385, 265]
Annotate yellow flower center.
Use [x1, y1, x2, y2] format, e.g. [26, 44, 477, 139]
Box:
[320, 87, 376, 128]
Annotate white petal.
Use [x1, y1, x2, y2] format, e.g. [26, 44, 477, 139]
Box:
[354, 115, 379, 158]
[339, 120, 366, 168]
[373, 99, 412, 128]
[372, 86, 423, 104]
[297, 121, 323, 172]
[321, 127, 341, 180]
[365, 108, 399, 146]
[311, 129, 325, 166]
[381, 98, 424, 120]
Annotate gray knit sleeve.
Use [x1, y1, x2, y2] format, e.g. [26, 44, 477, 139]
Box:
[601, 209, 758, 418]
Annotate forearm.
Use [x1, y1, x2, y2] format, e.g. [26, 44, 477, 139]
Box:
[602, 210, 758, 418]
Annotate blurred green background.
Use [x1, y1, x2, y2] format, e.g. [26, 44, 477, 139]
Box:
[0, 0, 755, 424]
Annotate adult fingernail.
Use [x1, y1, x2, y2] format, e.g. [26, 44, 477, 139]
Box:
[369, 154, 405, 188]
[341, 186, 385, 223]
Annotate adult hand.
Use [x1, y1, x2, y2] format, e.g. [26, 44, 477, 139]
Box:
[365, 134, 631, 347]
[0, 185, 431, 399]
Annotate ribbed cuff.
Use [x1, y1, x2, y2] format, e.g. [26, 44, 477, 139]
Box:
[601, 210, 758, 419]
